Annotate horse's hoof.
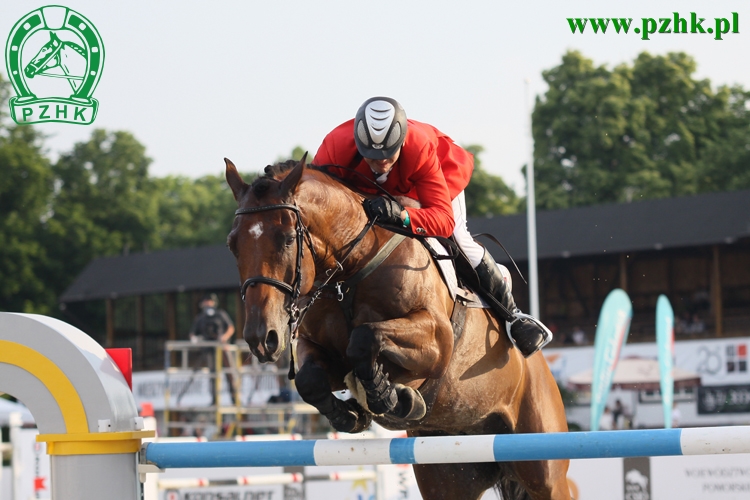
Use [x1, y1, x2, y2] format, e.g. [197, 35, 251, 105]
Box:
[345, 398, 373, 433]
[392, 385, 427, 420]
[326, 398, 372, 433]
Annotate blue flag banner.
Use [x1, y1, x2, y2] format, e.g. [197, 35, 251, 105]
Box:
[656, 294, 675, 428]
[591, 289, 632, 431]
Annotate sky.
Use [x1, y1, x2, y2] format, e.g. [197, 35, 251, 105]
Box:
[2, 0, 749, 194]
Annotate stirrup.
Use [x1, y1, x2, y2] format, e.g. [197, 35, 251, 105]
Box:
[505, 310, 553, 357]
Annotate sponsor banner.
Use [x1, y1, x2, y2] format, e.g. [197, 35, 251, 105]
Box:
[591, 289, 632, 430]
[132, 370, 281, 410]
[566, 454, 750, 500]
[162, 484, 283, 500]
[624, 456, 651, 500]
[379, 464, 422, 500]
[566, 457, 622, 500]
[304, 465, 375, 500]
[698, 385, 750, 414]
[545, 337, 750, 388]
[11, 428, 50, 500]
[656, 295, 675, 428]
[651, 454, 750, 500]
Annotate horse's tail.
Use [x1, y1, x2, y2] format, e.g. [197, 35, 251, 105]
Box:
[495, 463, 532, 500]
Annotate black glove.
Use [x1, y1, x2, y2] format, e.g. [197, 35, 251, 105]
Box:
[363, 196, 404, 225]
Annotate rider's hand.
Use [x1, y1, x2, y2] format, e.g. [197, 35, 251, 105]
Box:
[363, 197, 404, 225]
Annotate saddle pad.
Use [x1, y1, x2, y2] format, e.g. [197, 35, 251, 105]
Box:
[424, 238, 487, 309]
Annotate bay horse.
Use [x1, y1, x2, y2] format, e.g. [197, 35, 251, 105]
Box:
[225, 156, 571, 500]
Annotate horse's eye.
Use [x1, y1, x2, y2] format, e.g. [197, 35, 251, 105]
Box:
[284, 235, 295, 247]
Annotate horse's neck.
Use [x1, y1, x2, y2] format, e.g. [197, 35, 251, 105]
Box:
[299, 175, 379, 273]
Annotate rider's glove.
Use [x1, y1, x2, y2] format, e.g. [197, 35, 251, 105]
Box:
[363, 196, 404, 226]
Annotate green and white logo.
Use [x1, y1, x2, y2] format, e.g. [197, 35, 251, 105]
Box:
[5, 5, 104, 125]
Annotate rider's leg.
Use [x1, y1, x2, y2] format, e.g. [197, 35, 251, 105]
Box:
[451, 192, 552, 357]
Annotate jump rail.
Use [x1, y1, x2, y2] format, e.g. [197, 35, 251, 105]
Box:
[143, 426, 750, 469]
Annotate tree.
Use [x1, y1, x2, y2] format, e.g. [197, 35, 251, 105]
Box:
[277, 145, 312, 164]
[532, 50, 750, 209]
[698, 86, 750, 191]
[43, 130, 159, 296]
[464, 145, 521, 216]
[154, 173, 240, 249]
[0, 74, 55, 313]
[0, 120, 54, 313]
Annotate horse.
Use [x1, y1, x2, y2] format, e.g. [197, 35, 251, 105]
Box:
[225, 155, 571, 500]
[25, 32, 86, 92]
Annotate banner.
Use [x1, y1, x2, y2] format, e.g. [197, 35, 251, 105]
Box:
[656, 294, 675, 428]
[590, 289, 632, 431]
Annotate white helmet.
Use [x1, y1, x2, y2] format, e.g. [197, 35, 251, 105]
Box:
[354, 97, 408, 159]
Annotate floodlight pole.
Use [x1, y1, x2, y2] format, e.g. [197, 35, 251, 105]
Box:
[524, 79, 540, 319]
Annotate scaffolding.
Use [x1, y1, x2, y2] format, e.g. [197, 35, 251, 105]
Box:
[162, 341, 318, 438]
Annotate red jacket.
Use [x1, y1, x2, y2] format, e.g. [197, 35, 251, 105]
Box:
[313, 119, 474, 237]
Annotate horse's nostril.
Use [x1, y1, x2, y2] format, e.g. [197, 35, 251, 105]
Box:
[265, 330, 279, 354]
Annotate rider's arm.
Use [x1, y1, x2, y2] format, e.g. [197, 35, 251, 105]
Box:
[402, 147, 455, 238]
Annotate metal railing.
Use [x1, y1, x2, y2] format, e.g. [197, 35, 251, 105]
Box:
[162, 341, 317, 438]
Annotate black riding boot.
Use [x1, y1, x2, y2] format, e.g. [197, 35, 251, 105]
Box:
[474, 250, 552, 357]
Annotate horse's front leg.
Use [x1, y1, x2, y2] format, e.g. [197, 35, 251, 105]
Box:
[293, 337, 371, 433]
[347, 309, 453, 420]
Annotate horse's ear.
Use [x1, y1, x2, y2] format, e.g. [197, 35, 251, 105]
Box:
[225, 158, 246, 201]
[279, 152, 307, 197]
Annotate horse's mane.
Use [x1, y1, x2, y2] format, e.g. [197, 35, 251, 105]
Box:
[250, 159, 333, 199]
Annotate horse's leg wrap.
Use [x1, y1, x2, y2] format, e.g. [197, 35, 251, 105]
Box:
[295, 361, 370, 433]
[356, 363, 399, 415]
[347, 324, 398, 415]
[322, 398, 372, 434]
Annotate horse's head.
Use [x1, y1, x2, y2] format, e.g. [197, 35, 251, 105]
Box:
[25, 32, 62, 79]
[225, 155, 316, 363]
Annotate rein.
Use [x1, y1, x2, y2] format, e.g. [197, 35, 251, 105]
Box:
[234, 201, 378, 379]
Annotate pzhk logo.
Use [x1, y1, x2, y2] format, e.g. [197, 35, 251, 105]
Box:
[5, 5, 104, 125]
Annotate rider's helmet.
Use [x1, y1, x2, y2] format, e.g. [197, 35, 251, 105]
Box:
[353, 97, 408, 160]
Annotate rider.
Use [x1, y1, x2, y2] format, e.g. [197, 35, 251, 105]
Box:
[312, 96, 552, 357]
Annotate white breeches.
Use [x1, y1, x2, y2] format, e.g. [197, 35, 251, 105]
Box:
[452, 191, 512, 289]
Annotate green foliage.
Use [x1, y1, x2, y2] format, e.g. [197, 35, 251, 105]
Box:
[42, 130, 159, 300]
[463, 145, 521, 216]
[532, 50, 750, 209]
[0, 122, 54, 313]
[154, 174, 239, 249]
[276, 145, 311, 164]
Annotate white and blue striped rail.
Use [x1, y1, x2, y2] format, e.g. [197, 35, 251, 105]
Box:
[142, 426, 750, 469]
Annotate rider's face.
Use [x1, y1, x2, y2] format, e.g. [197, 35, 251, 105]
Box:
[364, 147, 401, 176]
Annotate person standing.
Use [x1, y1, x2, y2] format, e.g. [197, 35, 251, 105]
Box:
[600, 406, 614, 430]
[189, 293, 237, 406]
[671, 401, 682, 428]
[612, 399, 625, 429]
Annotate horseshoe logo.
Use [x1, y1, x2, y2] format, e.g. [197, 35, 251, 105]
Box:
[5, 5, 105, 125]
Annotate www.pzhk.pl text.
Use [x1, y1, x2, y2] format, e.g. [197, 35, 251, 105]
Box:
[567, 13, 739, 40]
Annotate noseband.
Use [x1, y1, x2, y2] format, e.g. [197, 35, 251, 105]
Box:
[235, 203, 314, 325]
[234, 201, 377, 329]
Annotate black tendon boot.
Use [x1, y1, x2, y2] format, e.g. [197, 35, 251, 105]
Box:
[356, 364, 398, 415]
[474, 250, 553, 357]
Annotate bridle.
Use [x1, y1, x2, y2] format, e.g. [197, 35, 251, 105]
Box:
[234, 201, 376, 337]
[235, 203, 314, 327]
